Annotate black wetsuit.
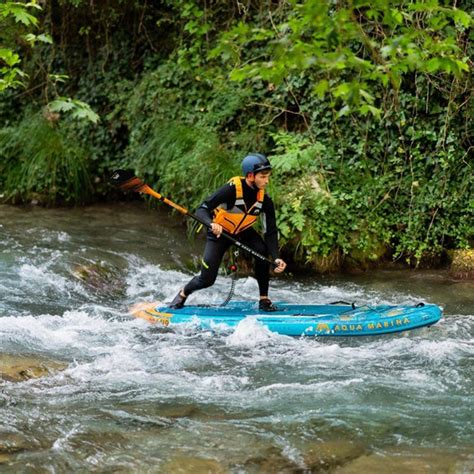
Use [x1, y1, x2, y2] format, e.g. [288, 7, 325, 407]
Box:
[183, 178, 279, 297]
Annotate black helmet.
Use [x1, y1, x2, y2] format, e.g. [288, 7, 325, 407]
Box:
[242, 153, 272, 176]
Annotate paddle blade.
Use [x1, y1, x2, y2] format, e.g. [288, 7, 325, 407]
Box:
[109, 169, 146, 192]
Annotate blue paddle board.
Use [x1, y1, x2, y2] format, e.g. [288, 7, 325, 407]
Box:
[130, 301, 442, 337]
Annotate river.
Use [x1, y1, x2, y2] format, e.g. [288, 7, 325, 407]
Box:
[0, 203, 472, 472]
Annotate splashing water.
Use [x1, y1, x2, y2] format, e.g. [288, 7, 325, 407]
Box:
[0, 204, 472, 471]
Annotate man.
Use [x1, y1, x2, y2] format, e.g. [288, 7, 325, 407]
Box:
[169, 153, 287, 311]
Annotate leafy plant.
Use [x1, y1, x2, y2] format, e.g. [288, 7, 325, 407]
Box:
[0, 0, 471, 269]
[0, 114, 92, 204]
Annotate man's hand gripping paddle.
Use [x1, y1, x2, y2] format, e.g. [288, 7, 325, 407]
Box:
[109, 170, 278, 267]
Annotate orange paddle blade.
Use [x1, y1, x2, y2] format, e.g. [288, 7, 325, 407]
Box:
[110, 170, 147, 192]
[119, 176, 146, 192]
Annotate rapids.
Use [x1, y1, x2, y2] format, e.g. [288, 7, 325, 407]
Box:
[0, 203, 472, 471]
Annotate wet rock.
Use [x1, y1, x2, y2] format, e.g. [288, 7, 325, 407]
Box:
[242, 447, 301, 473]
[161, 456, 227, 473]
[66, 430, 129, 456]
[0, 433, 30, 454]
[335, 448, 473, 473]
[0, 354, 67, 382]
[0, 432, 33, 463]
[71, 261, 126, 296]
[155, 404, 199, 419]
[153, 403, 267, 422]
[303, 440, 367, 471]
[448, 249, 474, 280]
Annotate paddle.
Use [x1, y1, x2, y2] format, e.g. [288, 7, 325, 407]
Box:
[109, 169, 277, 267]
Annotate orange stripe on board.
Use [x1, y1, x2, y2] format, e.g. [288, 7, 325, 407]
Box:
[129, 301, 173, 326]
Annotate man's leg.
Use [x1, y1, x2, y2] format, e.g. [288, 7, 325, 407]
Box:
[239, 229, 279, 311]
[169, 236, 231, 308]
[239, 229, 270, 297]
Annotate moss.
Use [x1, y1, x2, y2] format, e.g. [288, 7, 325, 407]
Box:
[448, 249, 474, 280]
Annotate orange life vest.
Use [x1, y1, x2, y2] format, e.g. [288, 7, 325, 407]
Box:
[212, 176, 264, 234]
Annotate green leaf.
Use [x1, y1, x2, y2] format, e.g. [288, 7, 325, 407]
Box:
[49, 98, 75, 112]
[359, 104, 381, 118]
[290, 212, 306, 231]
[0, 49, 20, 67]
[48, 98, 99, 124]
[313, 79, 329, 98]
[451, 9, 472, 28]
[48, 73, 69, 83]
[359, 89, 375, 104]
[426, 58, 441, 72]
[6, 5, 39, 26]
[37, 33, 53, 44]
[337, 105, 350, 117]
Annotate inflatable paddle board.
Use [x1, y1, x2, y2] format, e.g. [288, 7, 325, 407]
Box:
[130, 301, 442, 337]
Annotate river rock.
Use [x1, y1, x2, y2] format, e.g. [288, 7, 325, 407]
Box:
[335, 448, 472, 473]
[71, 261, 126, 296]
[153, 404, 199, 419]
[0, 433, 30, 454]
[0, 354, 67, 382]
[161, 456, 227, 473]
[242, 447, 300, 473]
[0, 433, 32, 464]
[303, 440, 366, 470]
[448, 249, 474, 280]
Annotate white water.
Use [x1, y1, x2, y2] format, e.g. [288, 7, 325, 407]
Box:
[0, 204, 473, 471]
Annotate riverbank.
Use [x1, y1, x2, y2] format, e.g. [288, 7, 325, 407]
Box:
[1, 202, 472, 280]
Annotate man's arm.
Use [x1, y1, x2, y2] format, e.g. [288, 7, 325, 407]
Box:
[261, 196, 280, 261]
[194, 183, 235, 226]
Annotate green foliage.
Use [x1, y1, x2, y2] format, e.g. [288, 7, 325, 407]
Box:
[122, 55, 279, 209]
[0, 1, 41, 91]
[48, 97, 100, 124]
[0, 0, 471, 269]
[211, 0, 472, 116]
[0, 114, 92, 205]
[124, 63, 248, 208]
[267, 78, 473, 266]
[0, 2, 40, 26]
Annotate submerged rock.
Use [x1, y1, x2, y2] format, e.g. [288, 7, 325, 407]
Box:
[161, 456, 227, 473]
[335, 448, 473, 473]
[0, 433, 29, 454]
[0, 432, 34, 464]
[242, 447, 300, 473]
[303, 440, 367, 471]
[159, 405, 200, 418]
[0, 354, 67, 382]
[71, 261, 126, 296]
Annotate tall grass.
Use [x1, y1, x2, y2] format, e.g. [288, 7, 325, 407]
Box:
[129, 120, 239, 210]
[0, 114, 92, 205]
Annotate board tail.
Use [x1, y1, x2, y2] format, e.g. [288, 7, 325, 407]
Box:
[129, 301, 168, 324]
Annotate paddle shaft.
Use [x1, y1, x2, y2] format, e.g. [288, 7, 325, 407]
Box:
[141, 185, 277, 267]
